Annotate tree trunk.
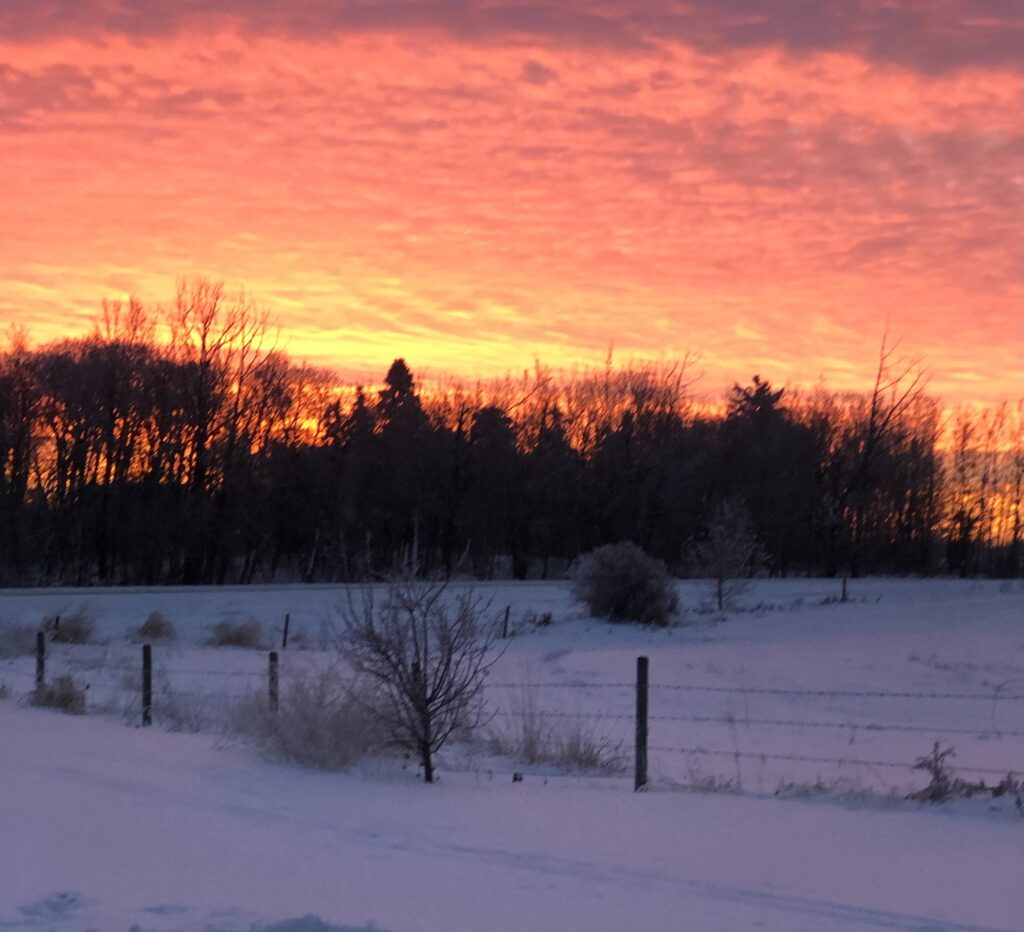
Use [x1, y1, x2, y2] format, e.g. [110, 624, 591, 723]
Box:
[420, 740, 434, 783]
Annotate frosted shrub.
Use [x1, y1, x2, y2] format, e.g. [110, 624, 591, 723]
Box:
[571, 541, 678, 626]
[229, 667, 383, 770]
[693, 499, 764, 612]
[31, 674, 86, 715]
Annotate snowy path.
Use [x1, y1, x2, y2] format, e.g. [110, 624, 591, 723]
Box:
[2, 704, 1021, 932]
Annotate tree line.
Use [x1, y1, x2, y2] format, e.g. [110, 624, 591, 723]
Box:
[1, 280, 1021, 585]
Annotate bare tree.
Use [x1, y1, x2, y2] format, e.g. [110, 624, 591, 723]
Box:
[813, 332, 930, 579]
[695, 499, 764, 612]
[167, 279, 275, 581]
[338, 578, 500, 782]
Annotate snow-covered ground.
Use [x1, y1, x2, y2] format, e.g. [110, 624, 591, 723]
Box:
[1, 578, 1022, 931]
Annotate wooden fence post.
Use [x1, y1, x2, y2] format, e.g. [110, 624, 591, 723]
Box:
[142, 643, 152, 726]
[35, 631, 45, 690]
[502, 606, 510, 639]
[282, 614, 291, 650]
[268, 651, 279, 712]
[635, 655, 649, 792]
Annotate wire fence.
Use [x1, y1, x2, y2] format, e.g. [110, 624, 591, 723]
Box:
[489, 681, 1024, 701]
[4, 639, 1023, 790]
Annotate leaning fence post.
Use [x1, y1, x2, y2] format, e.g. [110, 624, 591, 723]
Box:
[282, 614, 291, 650]
[501, 606, 510, 639]
[141, 643, 152, 726]
[35, 631, 45, 690]
[635, 655, 649, 792]
[268, 651, 279, 712]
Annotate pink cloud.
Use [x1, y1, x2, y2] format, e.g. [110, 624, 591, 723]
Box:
[0, 8, 1020, 404]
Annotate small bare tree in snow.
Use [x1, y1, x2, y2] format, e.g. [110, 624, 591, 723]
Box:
[338, 577, 500, 783]
[695, 499, 764, 612]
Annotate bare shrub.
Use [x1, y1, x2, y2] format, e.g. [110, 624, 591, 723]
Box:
[44, 610, 94, 644]
[911, 742, 958, 802]
[571, 541, 678, 626]
[910, 742, 1023, 811]
[338, 577, 501, 782]
[31, 675, 86, 714]
[0, 621, 37, 658]
[138, 612, 176, 641]
[207, 620, 264, 649]
[229, 666, 383, 770]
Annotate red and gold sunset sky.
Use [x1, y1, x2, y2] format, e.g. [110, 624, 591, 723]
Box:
[1, 1, 1021, 403]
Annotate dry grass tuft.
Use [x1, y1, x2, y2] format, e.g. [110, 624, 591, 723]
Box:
[44, 610, 95, 644]
[228, 667, 384, 770]
[31, 674, 86, 715]
[138, 611, 176, 641]
[488, 688, 626, 774]
[207, 620, 264, 649]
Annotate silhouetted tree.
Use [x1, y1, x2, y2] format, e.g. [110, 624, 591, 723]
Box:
[1, 291, 1016, 585]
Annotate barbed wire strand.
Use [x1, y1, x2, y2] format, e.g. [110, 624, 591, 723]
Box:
[648, 713, 1024, 738]
[649, 745, 1022, 776]
[489, 682, 1024, 701]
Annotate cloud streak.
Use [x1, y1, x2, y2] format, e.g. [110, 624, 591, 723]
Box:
[1, 1, 1021, 71]
[0, 3, 1020, 403]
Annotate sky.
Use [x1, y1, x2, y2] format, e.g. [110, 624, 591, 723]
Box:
[0, 1, 1021, 404]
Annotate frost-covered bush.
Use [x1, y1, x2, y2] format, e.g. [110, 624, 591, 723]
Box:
[692, 499, 764, 612]
[229, 667, 383, 770]
[137, 611, 176, 641]
[571, 541, 678, 626]
[31, 675, 86, 715]
[207, 620, 264, 648]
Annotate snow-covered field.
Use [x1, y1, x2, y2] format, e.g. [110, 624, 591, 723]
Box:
[1, 579, 1022, 931]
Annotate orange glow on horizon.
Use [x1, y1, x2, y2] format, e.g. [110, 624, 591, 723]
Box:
[1, 6, 1021, 406]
